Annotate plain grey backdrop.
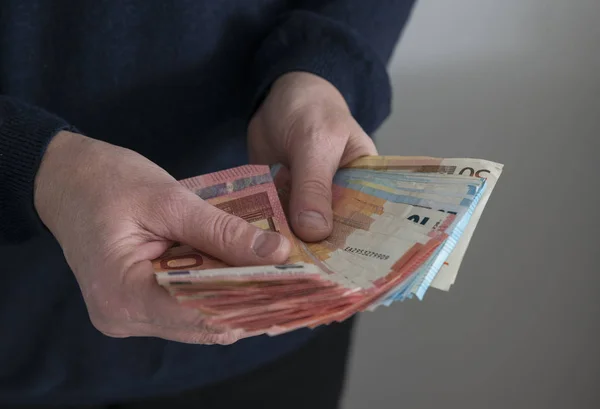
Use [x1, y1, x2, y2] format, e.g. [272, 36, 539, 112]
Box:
[341, 1, 599, 408]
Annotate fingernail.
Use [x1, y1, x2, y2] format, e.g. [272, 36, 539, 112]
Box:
[252, 231, 284, 258]
[298, 211, 328, 230]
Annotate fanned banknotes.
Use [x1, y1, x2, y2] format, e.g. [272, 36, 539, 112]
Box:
[153, 156, 503, 336]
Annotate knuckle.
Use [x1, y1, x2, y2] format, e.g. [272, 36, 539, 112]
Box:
[299, 178, 332, 200]
[186, 332, 240, 345]
[85, 287, 139, 336]
[286, 110, 347, 147]
[303, 123, 341, 146]
[215, 332, 242, 345]
[302, 108, 349, 139]
[89, 313, 130, 338]
[207, 212, 248, 249]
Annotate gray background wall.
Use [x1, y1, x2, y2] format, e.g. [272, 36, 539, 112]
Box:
[342, 1, 599, 408]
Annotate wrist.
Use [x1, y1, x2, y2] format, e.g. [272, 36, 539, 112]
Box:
[33, 130, 93, 235]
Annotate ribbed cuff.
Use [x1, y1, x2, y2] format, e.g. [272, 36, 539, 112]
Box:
[251, 10, 392, 134]
[0, 97, 75, 244]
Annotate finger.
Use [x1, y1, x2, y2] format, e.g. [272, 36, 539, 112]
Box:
[120, 260, 245, 344]
[247, 115, 272, 165]
[340, 130, 378, 166]
[134, 324, 245, 345]
[156, 188, 291, 266]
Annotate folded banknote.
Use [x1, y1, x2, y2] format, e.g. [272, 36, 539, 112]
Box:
[153, 156, 503, 336]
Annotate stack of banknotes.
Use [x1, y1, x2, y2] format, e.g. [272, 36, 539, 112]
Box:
[153, 156, 503, 336]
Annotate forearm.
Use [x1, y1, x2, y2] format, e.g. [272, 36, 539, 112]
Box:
[0, 96, 75, 244]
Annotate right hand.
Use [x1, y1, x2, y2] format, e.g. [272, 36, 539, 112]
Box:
[34, 131, 291, 344]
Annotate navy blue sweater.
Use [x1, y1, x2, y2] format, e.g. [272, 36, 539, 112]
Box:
[0, 0, 414, 405]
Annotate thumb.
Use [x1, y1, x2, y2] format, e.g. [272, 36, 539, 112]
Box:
[289, 128, 378, 242]
[157, 188, 291, 266]
[288, 145, 338, 242]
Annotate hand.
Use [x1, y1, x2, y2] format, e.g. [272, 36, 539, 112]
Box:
[248, 72, 378, 242]
[34, 131, 291, 344]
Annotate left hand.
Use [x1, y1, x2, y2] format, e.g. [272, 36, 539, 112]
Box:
[248, 72, 378, 242]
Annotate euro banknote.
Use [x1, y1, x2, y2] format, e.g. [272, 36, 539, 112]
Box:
[153, 156, 503, 336]
[346, 156, 504, 291]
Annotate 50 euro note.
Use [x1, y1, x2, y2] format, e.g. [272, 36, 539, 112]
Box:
[344, 156, 504, 291]
[330, 170, 487, 303]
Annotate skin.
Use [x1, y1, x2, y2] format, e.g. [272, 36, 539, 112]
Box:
[33, 71, 377, 345]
